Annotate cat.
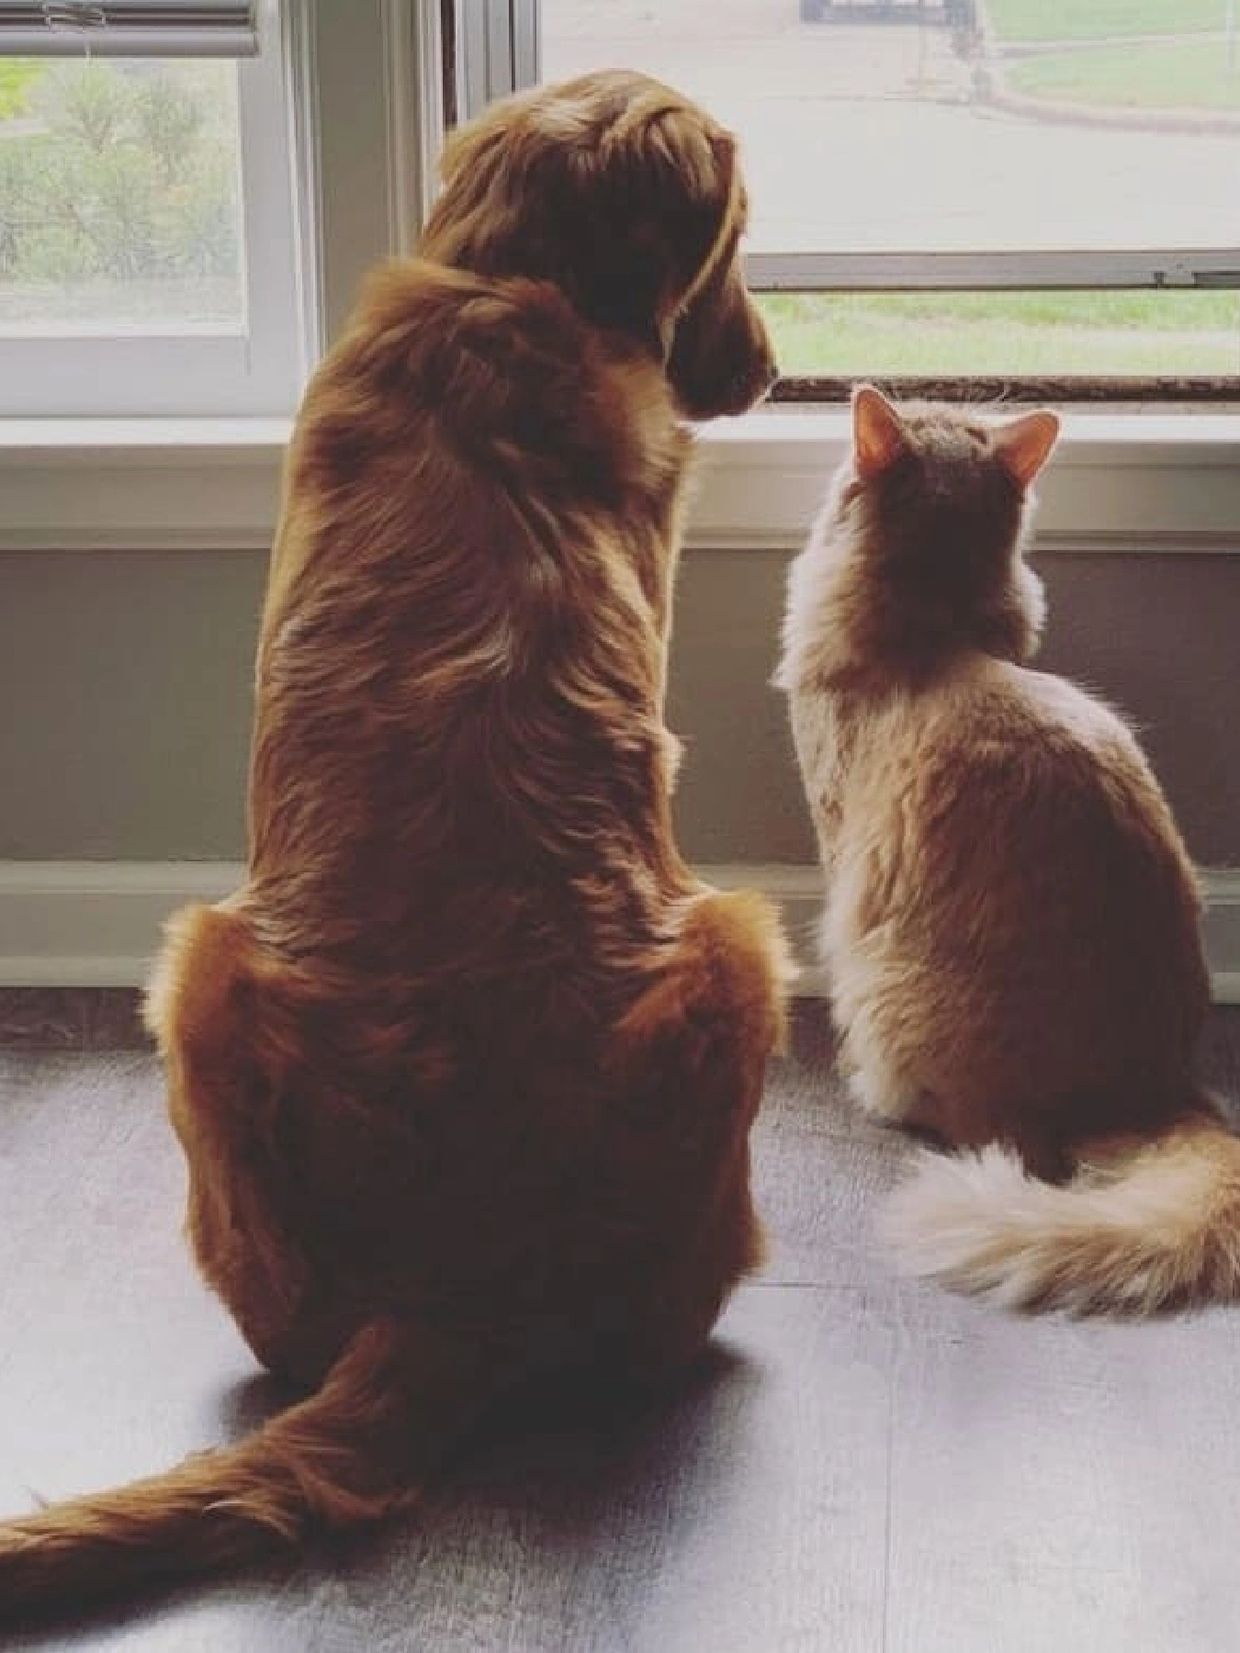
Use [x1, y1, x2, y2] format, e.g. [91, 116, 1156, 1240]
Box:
[777, 383, 1240, 1315]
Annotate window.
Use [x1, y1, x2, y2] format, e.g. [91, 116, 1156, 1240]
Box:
[0, 0, 303, 416]
[1, 3, 1235, 560]
[455, 0, 1240, 397]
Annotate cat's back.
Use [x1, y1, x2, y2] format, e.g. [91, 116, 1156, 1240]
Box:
[856, 655, 1205, 1008]
[928, 655, 1136, 781]
[796, 654, 1147, 877]
[902, 655, 1178, 862]
[996, 657, 1133, 753]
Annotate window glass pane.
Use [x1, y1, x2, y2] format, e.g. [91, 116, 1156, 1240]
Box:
[540, 1, 1240, 257]
[760, 289, 1240, 377]
[0, 57, 243, 332]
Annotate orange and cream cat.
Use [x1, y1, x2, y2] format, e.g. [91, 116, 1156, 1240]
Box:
[778, 385, 1240, 1315]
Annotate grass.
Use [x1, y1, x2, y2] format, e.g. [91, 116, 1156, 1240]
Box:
[757, 291, 1240, 378]
[1008, 39, 1240, 112]
[985, 0, 1230, 45]
[0, 60, 47, 121]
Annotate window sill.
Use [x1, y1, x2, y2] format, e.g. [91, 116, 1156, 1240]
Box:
[693, 407, 1240, 553]
[1, 407, 1239, 554]
[0, 418, 291, 553]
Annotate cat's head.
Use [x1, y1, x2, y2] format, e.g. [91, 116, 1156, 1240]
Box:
[806, 386, 1060, 682]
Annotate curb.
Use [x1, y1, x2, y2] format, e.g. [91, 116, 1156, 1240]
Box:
[981, 83, 1240, 138]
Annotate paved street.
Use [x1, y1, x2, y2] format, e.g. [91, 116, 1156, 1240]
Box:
[542, 1, 1240, 256]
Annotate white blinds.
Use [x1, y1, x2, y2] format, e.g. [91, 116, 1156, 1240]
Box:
[0, 2, 258, 57]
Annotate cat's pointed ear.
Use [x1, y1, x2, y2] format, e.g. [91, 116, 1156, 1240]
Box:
[992, 409, 1061, 489]
[852, 384, 906, 479]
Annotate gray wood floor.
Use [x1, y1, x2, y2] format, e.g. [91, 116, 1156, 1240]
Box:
[2, 1000, 1240, 1652]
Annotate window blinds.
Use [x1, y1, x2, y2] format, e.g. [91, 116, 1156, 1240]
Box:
[0, 1, 258, 57]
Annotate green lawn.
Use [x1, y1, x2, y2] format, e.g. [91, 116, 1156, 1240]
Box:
[985, 0, 1229, 44]
[758, 291, 1240, 378]
[1008, 39, 1240, 111]
[0, 60, 47, 121]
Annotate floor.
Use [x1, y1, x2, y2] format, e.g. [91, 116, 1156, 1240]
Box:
[2, 997, 1240, 1652]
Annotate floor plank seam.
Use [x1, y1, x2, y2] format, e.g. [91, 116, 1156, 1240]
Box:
[879, 1347, 897, 1653]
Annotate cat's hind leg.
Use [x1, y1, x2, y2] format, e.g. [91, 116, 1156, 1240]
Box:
[827, 930, 924, 1126]
[845, 1049, 923, 1124]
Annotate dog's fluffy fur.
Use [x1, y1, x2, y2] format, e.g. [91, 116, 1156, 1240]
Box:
[779, 385, 1239, 1317]
[0, 71, 791, 1618]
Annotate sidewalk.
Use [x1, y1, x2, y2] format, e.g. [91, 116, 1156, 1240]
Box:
[545, 0, 974, 103]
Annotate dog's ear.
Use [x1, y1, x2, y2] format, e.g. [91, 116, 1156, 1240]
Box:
[427, 76, 740, 353]
[578, 95, 740, 349]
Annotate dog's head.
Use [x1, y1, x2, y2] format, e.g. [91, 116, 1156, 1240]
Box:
[422, 70, 776, 420]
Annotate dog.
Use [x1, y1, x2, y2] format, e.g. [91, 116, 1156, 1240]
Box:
[0, 70, 791, 1617]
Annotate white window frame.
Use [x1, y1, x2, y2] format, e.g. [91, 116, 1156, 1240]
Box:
[284, 0, 440, 353]
[0, 0, 305, 416]
[455, 0, 537, 120]
[752, 251, 1240, 295]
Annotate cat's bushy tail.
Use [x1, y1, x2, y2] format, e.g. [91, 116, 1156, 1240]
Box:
[883, 1103, 1240, 1315]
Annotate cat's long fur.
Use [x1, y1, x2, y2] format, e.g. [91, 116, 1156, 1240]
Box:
[779, 385, 1240, 1316]
[0, 72, 792, 1621]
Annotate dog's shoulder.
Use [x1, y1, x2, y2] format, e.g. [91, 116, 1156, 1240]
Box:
[309, 258, 677, 505]
[342, 257, 595, 390]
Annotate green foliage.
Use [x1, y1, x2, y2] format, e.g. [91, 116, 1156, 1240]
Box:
[757, 291, 1240, 378]
[42, 60, 130, 151]
[0, 59, 47, 119]
[136, 70, 206, 182]
[986, 0, 1229, 44]
[0, 60, 239, 306]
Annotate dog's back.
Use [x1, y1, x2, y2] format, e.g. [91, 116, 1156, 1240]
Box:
[250, 258, 690, 974]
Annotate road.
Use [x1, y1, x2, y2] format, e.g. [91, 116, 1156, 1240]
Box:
[541, 1, 1240, 257]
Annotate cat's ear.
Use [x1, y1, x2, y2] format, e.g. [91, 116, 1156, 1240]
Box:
[992, 409, 1060, 489]
[852, 384, 906, 478]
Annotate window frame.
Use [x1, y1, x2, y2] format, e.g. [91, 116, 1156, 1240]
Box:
[454, 0, 536, 121]
[0, 0, 305, 417]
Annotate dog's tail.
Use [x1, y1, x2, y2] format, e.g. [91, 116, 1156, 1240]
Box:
[883, 1104, 1240, 1315]
[0, 1317, 501, 1624]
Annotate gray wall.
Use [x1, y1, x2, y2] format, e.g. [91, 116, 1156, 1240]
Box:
[2, 547, 1238, 866]
[1, 550, 260, 861]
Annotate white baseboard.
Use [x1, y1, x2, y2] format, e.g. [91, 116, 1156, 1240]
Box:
[1200, 868, 1240, 1005]
[0, 861, 243, 989]
[0, 860, 1237, 1005]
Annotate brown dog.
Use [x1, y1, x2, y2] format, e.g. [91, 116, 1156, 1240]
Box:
[0, 71, 790, 1616]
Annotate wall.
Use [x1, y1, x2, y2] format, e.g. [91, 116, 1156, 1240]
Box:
[2, 546, 1238, 868]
